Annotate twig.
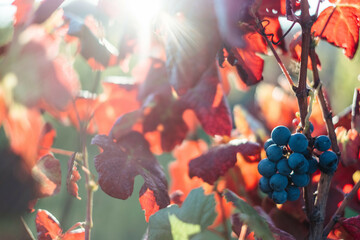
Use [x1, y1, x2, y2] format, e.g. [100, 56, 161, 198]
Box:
[49, 147, 74, 157]
[309, 45, 340, 240]
[239, 224, 248, 240]
[20, 217, 36, 240]
[322, 180, 360, 237]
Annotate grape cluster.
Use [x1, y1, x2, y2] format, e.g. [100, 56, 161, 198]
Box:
[258, 125, 338, 204]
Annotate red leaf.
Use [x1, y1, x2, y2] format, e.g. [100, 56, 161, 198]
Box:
[32, 154, 61, 198]
[36, 209, 62, 240]
[228, 31, 267, 87]
[32, 0, 64, 24]
[289, 31, 321, 70]
[180, 64, 232, 136]
[213, 0, 251, 48]
[36, 209, 85, 240]
[336, 215, 360, 239]
[189, 140, 261, 185]
[336, 127, 360, 166]
[12, 0, 34, 26]
[38, 123, 56, 158]
[143, 95, 188, 152]
[66, 153, 81, 200]
[258, 0, 300, 17]
[164, 0, 221, 95]
[66, 14, 118, 68]
[312, 0, 360, 59]
[139, 188, 160, 222]
[91, 132, 170, 212]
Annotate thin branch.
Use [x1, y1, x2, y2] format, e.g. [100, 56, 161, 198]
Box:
[309, 46, 340, 240]
[314, 0, 323, 18]
[49, 147, 74, 157]
[239, 224, 248, 240]
[323, 180, 360, 237]
[20, 217, 36, 240]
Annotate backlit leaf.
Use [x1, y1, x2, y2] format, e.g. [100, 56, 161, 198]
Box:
[66, 153, 81, 200]
[312, 0, 360, 59]
[148, 187, 216, 240]
[92, 132, 170, 219]
[180, 64, 232, 136]
[224, 189, 274, 240]
[189, 140, 261, 185]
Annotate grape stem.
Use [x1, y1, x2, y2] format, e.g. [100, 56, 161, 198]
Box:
[322, 180, 360, 237]
[309, 44, 341, 240]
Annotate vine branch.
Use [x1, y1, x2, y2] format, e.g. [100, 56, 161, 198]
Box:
[322, 179, 360, 237]
[309, 44, 340, 240]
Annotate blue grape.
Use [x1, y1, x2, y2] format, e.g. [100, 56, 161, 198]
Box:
[299, 122, 314, 133]
[286, 185, 301, 201]
[307, 157, 319, 174]
[277, 158, 292, 175]
[271, 126, 291, 146]
[291, 173, 310, 187]
[258, 158, 277, 177]
[319, 151, 338, 174]
[315, 135, 331, 151]
[288, 133, 308, 153]
[266, 144, 283, 162]
[264, 139, 275, 150]
[288, 153, 307, 173]
[270, 174, 288, 191]
[294, 157, 309, 174]
[272, 190, 287, 204]
[259, 177, 272, 193]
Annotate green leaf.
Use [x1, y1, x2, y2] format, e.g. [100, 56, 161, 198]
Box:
[224, 189, 274, 240]
[169, 214, 201, 240]
[148, 187, 217, 240]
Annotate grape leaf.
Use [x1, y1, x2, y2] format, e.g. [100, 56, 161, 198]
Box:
[32, 154, 61, 198]
[148, 187, 216, 240]
[32, 0, 64, 24]
[36, 209, 85, 240]
[180, 64, 232, 136]
[289, 31, 321, 70]
[224, 189, 274, 240]
[336, 127, 360, 166]
[37, 123, 56, 158]
[143, 95, 188, 152]
[189, 140, 261, 185]
[227, 31, 267, 86]
[66, 153, 81, 200]
[312, 0, 360, 59]
[258, 0, 300, 17]
[12, 0, 34, 26]
[65, 13, 118, 68]
[337, 215, 360, 239]
[213, 0, 251, 48]
[91, 132, 170, 218]
[164, 0, 221, 95]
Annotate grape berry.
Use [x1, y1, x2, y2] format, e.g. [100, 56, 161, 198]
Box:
[258, 125, 338, 204]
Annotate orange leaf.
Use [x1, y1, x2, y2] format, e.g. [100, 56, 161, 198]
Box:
[139, 188, 160, 222]
[312, 0, 360, 59]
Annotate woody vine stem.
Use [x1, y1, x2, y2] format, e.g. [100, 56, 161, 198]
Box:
[259, 0, 357, 239]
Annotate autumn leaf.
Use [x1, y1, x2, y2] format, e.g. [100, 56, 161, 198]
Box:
[189, 139, 261, 185]
[336, 127, 360, 166]
[164, 0, 221, 95]
[180, 64, 232, 136]
[289, 31, 321, 70]
[67, 153, 81, 200]
[339, 215, 360, 239]
[37, 123, 56, 158]
[91, 132, 170, 220]
[312, 0, 360, 59]
[36, 209, 85, 240]
[32, 154, 61, 198]
[12, 0, 34, 26]
[32, 0, 64, 24]
[148, 187, 216, 240]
